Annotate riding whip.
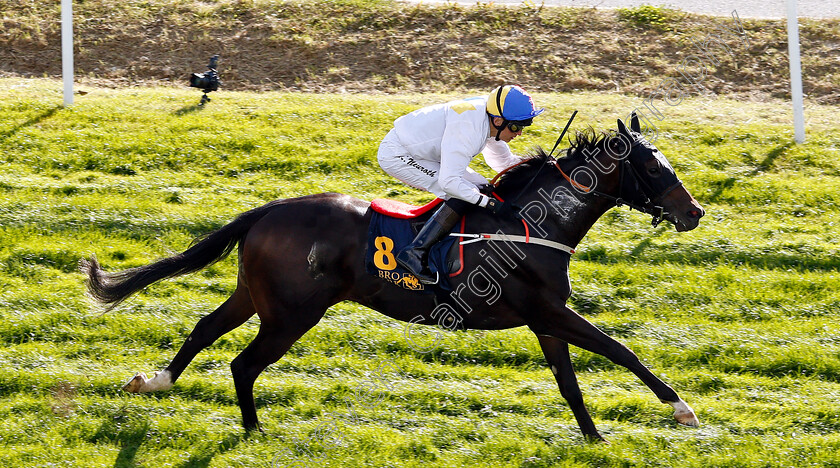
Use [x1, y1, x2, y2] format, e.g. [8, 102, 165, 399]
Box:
[548, 110, 578, 158]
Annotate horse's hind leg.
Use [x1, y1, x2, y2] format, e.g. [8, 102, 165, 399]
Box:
[123, 284, 256, 393]
[230, 307, 325, 432]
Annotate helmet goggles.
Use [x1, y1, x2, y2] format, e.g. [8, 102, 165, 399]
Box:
[506, 119, 532, 133]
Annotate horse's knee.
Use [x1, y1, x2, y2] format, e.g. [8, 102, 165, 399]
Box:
[230, 356, 247, 379]
[602, 340, 641, 366]
[559, 383, 585, 407]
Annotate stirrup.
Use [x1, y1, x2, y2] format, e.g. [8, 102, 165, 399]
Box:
[415, 270, 439, 285]
[396, 249, 439, 285]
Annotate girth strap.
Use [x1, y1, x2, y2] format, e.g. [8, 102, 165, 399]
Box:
[449, 233, 575, 255]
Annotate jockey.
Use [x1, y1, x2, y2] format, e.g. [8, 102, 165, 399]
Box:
[377, 84, 544, 285]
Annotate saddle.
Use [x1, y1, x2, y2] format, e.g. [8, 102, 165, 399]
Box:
[366, 198, 465, 292]
[369, 198, 444, 219]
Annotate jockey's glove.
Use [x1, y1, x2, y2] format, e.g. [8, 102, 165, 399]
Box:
[478, 196, 521, 217]
[477, 183, 496, 196]
[483, 197, 505, 215]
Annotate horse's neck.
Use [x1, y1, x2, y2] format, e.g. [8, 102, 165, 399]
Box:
[527, 190, 612, 249]
[520, 157, 618, 248]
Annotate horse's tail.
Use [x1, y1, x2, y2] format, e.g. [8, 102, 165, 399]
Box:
[80, 200, 284, 309]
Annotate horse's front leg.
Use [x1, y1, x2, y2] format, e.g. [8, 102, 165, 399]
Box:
[530, 305, 699, 428]
[534, 334, 604, 442]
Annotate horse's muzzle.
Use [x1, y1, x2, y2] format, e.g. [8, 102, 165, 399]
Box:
[672, 203, 705, 232]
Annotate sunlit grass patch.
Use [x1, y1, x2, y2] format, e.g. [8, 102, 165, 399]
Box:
[0, 79, 839, 466]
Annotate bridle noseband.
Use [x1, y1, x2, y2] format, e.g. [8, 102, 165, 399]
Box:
[596, 153, 683, 227]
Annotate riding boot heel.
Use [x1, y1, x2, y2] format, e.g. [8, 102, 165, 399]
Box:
[395, 247, 436, 284]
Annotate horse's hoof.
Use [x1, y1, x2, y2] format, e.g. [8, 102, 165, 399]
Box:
[123, 372, 148, 393]
[674, 406, 700, 427]
[675, 410, 700, 427]
[584, 434, 609, 444]
[668, 399, 700, 427]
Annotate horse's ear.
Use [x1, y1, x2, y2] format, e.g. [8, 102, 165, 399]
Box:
[630, 111, 641, 133]
[617, 118, 629, 136]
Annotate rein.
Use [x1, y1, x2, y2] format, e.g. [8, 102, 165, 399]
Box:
[463, 150, 675, 254]
[483, 117, 678, 253]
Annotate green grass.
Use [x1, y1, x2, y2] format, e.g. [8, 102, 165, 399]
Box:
[1, 77, 840, 467]
[617, 5, 682, 32]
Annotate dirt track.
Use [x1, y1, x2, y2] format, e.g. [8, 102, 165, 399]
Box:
[1, 1, 838, 103]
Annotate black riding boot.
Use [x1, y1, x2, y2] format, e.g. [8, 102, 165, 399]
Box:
[396, 198, 470, 285]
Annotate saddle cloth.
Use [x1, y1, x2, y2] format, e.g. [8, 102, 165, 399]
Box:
[366, 198, 463, 292]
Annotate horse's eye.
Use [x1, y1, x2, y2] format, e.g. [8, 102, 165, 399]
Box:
[648, 167, 660, 175]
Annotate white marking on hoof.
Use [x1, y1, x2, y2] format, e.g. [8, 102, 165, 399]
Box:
[668, 399, 700, 427]
[122, 370, 173, 393]
[145, 370, 173, 391]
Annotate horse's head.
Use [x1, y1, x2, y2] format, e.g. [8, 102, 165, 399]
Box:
[493, 117, 704, 236]
[611, 114, 705, 232]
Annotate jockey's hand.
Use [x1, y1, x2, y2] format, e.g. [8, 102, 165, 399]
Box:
[477, 183, 496, 196]
[484, 197, 505, 215]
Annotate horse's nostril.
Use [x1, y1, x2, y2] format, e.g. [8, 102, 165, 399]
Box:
[688, 210, 701, 218]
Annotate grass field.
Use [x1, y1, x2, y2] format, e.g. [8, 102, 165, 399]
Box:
[1, 77, 840, 467]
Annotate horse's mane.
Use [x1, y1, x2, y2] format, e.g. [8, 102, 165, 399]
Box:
[495, 127, 615, 190]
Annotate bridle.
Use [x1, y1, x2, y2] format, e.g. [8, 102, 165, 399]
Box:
[555, 153, 683, 228]
[497, 133, 683, 228]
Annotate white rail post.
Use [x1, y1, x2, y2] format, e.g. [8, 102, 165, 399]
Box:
[786, 0, 805, 143]
[61, 0, 74, 106]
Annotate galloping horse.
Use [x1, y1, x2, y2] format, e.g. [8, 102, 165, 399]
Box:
[82, 115, 705, 441]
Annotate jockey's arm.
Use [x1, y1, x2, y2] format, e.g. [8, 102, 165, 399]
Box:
[439, 124, 493, 208]
[482, 138, 521, 172]
[438, 152, 488, 206]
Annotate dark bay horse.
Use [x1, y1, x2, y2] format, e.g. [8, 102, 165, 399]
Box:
[82, 115, 705, 441]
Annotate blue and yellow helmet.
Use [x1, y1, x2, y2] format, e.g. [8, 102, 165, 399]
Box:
[486, 85, 544, 123]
